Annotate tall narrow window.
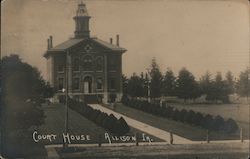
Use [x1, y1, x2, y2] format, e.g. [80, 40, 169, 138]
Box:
[58, 64, 64, 73]
[73, 58, 80, 72]
[96, 57, 103, 71]
[109, 56, 116, 71]
[73, 78, 80, 90]
[58, 78, 64, 90]
[82, 55, 92, 70]
[110, 78, 116, 90]
[96, 78, 103, 90]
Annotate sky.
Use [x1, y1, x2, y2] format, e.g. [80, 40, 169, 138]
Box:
[1, 0, 249, 80]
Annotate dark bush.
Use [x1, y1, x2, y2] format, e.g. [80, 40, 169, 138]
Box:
[223, 118, 238, 133]
[116, 117, 130, 135]
[179, 109, 188, 122]
[192, 112, 204, 126]
[184, 110, 195, 124]
[213, 115, 225, 131]
[202, 114, 214, 130]
[171, 109, 180, 121]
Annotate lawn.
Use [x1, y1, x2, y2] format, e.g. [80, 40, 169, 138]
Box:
[169, 103, 249, 137]
[36, 103, 162, 145]
[112, 103, 246, 141]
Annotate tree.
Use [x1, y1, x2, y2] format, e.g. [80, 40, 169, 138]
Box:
[200, 71, 212, 96]
[122, 74, 129, 95]
[127, 73, 144, 97]
[225, 71, 235, 94]
[175, 68, 200, 102]
[205, 72, 231, 103]
[162, 68, 176, 96]
[1, 54, 54, 157]
[149, 58, 163, 98]
[236, 69, 250, 97]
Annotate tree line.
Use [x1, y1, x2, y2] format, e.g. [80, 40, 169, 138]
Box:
[123, 58, 249, 103]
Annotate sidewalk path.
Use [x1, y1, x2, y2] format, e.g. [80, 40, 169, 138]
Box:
[89, 104, 194, 144]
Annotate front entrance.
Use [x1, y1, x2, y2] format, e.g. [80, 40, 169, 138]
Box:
[83, 76, 92, 93]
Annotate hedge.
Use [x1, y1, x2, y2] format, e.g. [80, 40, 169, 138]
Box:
[121, 96, 238, 133]
[69, 98, 130, 135]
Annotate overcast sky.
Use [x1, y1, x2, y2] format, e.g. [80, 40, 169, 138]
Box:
[1, 0, 249, 80]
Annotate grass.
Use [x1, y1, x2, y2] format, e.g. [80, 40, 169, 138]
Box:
[111, 103, 245, 141]
[37, 103, 162, 145]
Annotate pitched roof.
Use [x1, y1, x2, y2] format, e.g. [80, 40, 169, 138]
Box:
[49, 38, 84, 51]
[92, 38, 126, 52]
[44, 37, 126, 57]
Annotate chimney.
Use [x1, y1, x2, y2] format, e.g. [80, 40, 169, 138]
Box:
[110, 38, 113, 44]
[47, 38, 50, 50]
[49, 35, 53, 48]
[116, 34, 119, 46]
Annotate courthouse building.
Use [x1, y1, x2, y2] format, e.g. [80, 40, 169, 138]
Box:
[44, 2, 126, 103]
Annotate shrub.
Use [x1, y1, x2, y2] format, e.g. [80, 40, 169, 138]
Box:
[223, 118, 238, 133]
[201, 114, 214, 130]
[192, 112, 204, 126]
[213, 115, 225, 131]
[178, 109, 187, 122]
[171, 109, 180, 121]
[116, 117, 130, 135]
[184, 110, 195, 124]
[164, 106, 173, 118]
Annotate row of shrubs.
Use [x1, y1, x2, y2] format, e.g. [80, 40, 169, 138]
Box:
[69, 99, 130, 135]
[121, 96, 238, 133]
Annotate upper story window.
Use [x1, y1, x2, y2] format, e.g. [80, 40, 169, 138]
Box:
[73, 58, 80, 72]
[82, 55, 92, 71]
[58, 64, 64, 73]
[96, 57, 103, 71]
[109, 56, 116, 71]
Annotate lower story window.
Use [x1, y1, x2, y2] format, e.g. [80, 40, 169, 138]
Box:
[110, 78, 116, 90]
[58, 78, 64, 90]
[73, 78, 80, 90]
[96, 78, 103, 90]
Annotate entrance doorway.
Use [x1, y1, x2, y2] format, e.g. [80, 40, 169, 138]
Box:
[83, 76, 92, 93]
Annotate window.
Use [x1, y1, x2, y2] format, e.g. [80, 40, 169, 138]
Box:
[58, 78, 64, 90]
[96, 78, 103, 90]
[96, 57, 103, 71]
[82, 55, 92, 70]
[58, 64, 64, 73]
[73, 78, 80, 90]
[73, 58, 80, 72]
[109, 78, 116, 90]
[109, 56, 116, 71]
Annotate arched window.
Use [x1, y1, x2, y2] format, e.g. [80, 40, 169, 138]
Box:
[82, 55, 92, 70]
[96, 57, 103, 71]
[73, 58, 80, 72]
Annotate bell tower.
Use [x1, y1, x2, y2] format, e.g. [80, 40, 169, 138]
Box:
[73, 1, 91, 39]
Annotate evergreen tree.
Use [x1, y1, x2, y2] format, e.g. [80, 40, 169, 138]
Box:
[176, 68, 200, 102]
[162, 68, 176, 96]
[149, 58, 163, 98]
[236, 69, 250, 97]
[127, 73, 144, 97]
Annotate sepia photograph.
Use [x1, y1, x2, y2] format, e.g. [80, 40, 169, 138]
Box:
[1, 0, 250, 158]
